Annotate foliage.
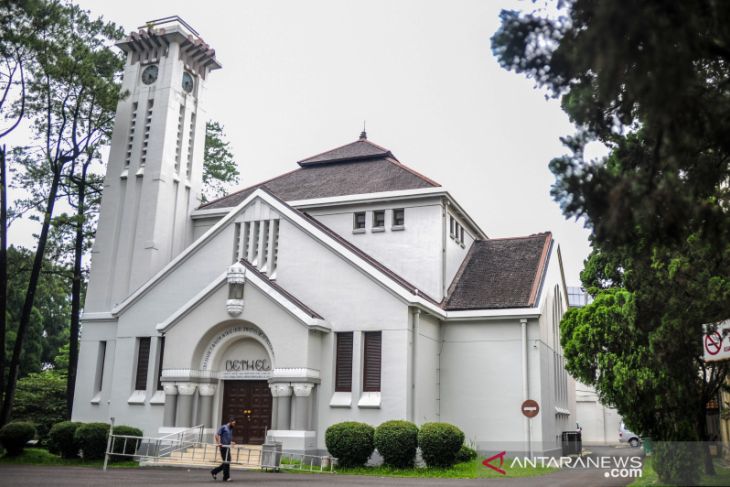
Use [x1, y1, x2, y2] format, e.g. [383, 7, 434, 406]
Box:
[0, 447, 137, 467]
[110, 425, 142, 462]
[47, 420, 81, 458]
[11, 369, 66, 440]
[0, 421, 35, 456]
[455, 444, 477, 463]
[325, 421, 375, 468]
[202, 120, 240, 203]
[652, 442, 701, 485]
[373, 420, 418, 468]
[73, 422, 109, 460]
[492, 0, 730, 476]
[417, 422, 464, 468]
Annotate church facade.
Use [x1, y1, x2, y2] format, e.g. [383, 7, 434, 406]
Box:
[72, 17, 575, 457]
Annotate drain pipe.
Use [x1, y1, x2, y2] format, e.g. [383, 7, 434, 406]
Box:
[411, 309, 420, 422]
[521, 318, 531, 458]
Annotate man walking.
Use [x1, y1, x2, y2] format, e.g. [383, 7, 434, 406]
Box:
[211, 417, 237, 481]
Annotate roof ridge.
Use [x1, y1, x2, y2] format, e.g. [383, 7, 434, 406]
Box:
[527, 234, 553, 306]
[297, 138, 392, 166]
[481, 232, 551, 242]
[388, 157, 441, 188]
[198, 166, 303, 209]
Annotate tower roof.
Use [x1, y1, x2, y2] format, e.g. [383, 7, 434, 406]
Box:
[297, 136, 395, 166]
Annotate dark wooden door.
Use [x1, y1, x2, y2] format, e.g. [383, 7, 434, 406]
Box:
[221, 380, 272, 445]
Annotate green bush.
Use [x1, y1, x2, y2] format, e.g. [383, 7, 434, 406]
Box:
[110, 425, 143, 462]
[417, 422, 465, 468]
[653, 442, 700, 485]
[74, 422, 109, 460]
[12, 371, 67, 441]
[374, 420, 418, 468]
[48, 421, 82, 458]
[325, 421, 375, 467]
[455, 444, 478, 463]
[0, 421, 36, 456]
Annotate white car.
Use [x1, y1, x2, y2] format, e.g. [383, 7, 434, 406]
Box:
[619, 422, 641, 447]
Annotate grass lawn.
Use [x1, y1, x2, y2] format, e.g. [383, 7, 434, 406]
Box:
[287, 457, 557, 479]
[0, 448, 138, 468]
[630, 456, 730, 487]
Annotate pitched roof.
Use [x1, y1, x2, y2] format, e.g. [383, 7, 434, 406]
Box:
[200, 137, 440, 210]
[444, 233, 553, 310]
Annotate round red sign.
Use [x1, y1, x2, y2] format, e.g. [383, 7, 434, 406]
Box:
[705, 332, 723, 356]
[521, 399, 540, 418]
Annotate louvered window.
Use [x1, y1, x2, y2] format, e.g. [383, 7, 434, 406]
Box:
[335, 332, 353, 392]
[156, 337, 165, 391]
[362, 331, 382, 392]
[135, 337, 151, 391]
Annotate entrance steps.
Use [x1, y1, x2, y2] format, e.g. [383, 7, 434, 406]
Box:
[143, 444, 262, 469]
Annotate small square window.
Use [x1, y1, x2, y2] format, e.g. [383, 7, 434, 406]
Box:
[373, 210, 385, 228]
[392, 209, 405, 227]
[354, 212, 366, 230]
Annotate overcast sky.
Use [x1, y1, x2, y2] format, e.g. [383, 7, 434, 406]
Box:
[18, 0, 594, 284]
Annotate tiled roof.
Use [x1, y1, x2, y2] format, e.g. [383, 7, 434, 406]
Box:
[444, 233, 553, 310]
[199, 138, 440, 210]
[297, 138, 393, 166]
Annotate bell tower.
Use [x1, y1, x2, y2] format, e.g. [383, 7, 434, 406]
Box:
[85, 17, 222, 313]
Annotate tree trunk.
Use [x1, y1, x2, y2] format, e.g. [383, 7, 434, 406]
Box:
[0, 146, 7, 405]
[699, 404, 716, 476]
[0, 168, 62, 426]
[66, 167, 86, 418]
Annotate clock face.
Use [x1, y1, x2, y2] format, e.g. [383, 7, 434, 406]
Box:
[141, 65, 158, 85]
[182, 71, 195, 93]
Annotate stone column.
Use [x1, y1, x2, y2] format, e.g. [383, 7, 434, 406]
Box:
[175, 383, 197, 428]
[197, 384, 217, 428]
[162, 383, 178, 427]
[291, 383, 314, 430]
[271, 396, 279, 430]
[270, 383, 292, 430]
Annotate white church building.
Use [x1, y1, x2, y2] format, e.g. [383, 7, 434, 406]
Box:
[72, 17, 575, 456]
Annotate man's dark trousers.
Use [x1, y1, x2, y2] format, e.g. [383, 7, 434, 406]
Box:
[211, 446, 231, 480]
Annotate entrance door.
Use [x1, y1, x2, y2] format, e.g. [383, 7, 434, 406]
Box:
[221, 380, 272, 445]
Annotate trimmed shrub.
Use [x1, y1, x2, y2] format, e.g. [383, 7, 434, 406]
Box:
[0, 421, 36, 456]
[455, 444, 478, 463]
[654, 442, 700, 486]
[417, 422, 465, 468]
[374, 420, 418, 468]
[74, 422, 109, 460]
[48, 421, 82, 458]
[110, 425, 143, 462]
[325, 421, 375, 467]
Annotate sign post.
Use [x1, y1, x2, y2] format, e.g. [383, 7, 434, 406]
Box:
[521, 399, 539, 458]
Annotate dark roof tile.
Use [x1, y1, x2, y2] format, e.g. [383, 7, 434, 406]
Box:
[298, 139, 393, 166]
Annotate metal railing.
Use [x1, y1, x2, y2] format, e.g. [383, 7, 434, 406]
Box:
[102, 419, 334, 474]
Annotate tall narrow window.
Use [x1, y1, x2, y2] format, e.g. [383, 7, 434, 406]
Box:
[185, 112, 196, 178]
[243, 222, 251, 261]
[135, 337, 151, 391]
[363, 331, 382, 392]
[156, 337, 165, 391]
[271, 220, 280, 276]
[449, 216, 455, 237]
[232, 222, 241, 262]
[95, 341, 107, 393]
[252, 221, 260, 264]
[261, 220, 270, 270]
[174, 104, 185, 172]
[140, 99, 153, 166]
[125, 103, 138, 166]
[335, 332, 353, 392]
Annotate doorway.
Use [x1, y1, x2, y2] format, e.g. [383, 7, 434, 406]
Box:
[221, 380, 272, 444]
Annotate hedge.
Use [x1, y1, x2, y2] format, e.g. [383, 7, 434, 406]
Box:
[417, 422, 465, 467]
[374, 420, 418, 468]
[74, 422, 110, 460]
[0, 421, 36, 457]
[455, 444, 478, 463]
[325, 421, 374, 467]
[48, 421, 82, 458]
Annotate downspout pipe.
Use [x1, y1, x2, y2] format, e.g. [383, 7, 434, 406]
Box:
[411, 309, 420, 422]
[521, 318, 531, 457]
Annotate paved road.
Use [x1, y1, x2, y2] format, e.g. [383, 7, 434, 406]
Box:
[0, 446, 644, 486]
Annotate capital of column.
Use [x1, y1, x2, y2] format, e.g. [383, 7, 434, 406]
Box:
[292, 383, 314, 397]
[198, 383, 217, 397]
[270, 383, 292, 398]
[176, 382, 197, 396]
[162, 383, 178, 396]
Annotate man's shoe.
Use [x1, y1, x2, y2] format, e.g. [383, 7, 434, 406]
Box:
[210, 470, 217, 480]
[223, 479, 231, 482]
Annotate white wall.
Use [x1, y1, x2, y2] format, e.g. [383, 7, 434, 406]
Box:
[576, 382, 622, 444]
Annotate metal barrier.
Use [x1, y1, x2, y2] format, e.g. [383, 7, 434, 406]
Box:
[102, 419, 334, 473]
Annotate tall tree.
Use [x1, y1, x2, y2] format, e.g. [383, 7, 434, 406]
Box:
[0, 1, 124, 426]
[493, 1, 730, 482]
[202, 120, 240, 203]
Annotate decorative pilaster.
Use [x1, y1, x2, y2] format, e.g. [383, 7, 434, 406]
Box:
[197, 384, 217, 428]
[162, 383, 178, 427]
[291, 383, 314, 431]
[270, 383, 292, 430]
[175, 382, 197, 428]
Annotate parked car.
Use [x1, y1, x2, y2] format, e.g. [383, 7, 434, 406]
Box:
[619, 422, 641, 447]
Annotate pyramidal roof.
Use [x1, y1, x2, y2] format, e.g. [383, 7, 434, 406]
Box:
[297, 131, 395, 166]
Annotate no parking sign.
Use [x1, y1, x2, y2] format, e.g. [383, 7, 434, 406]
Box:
[703, 320, 730, 362]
